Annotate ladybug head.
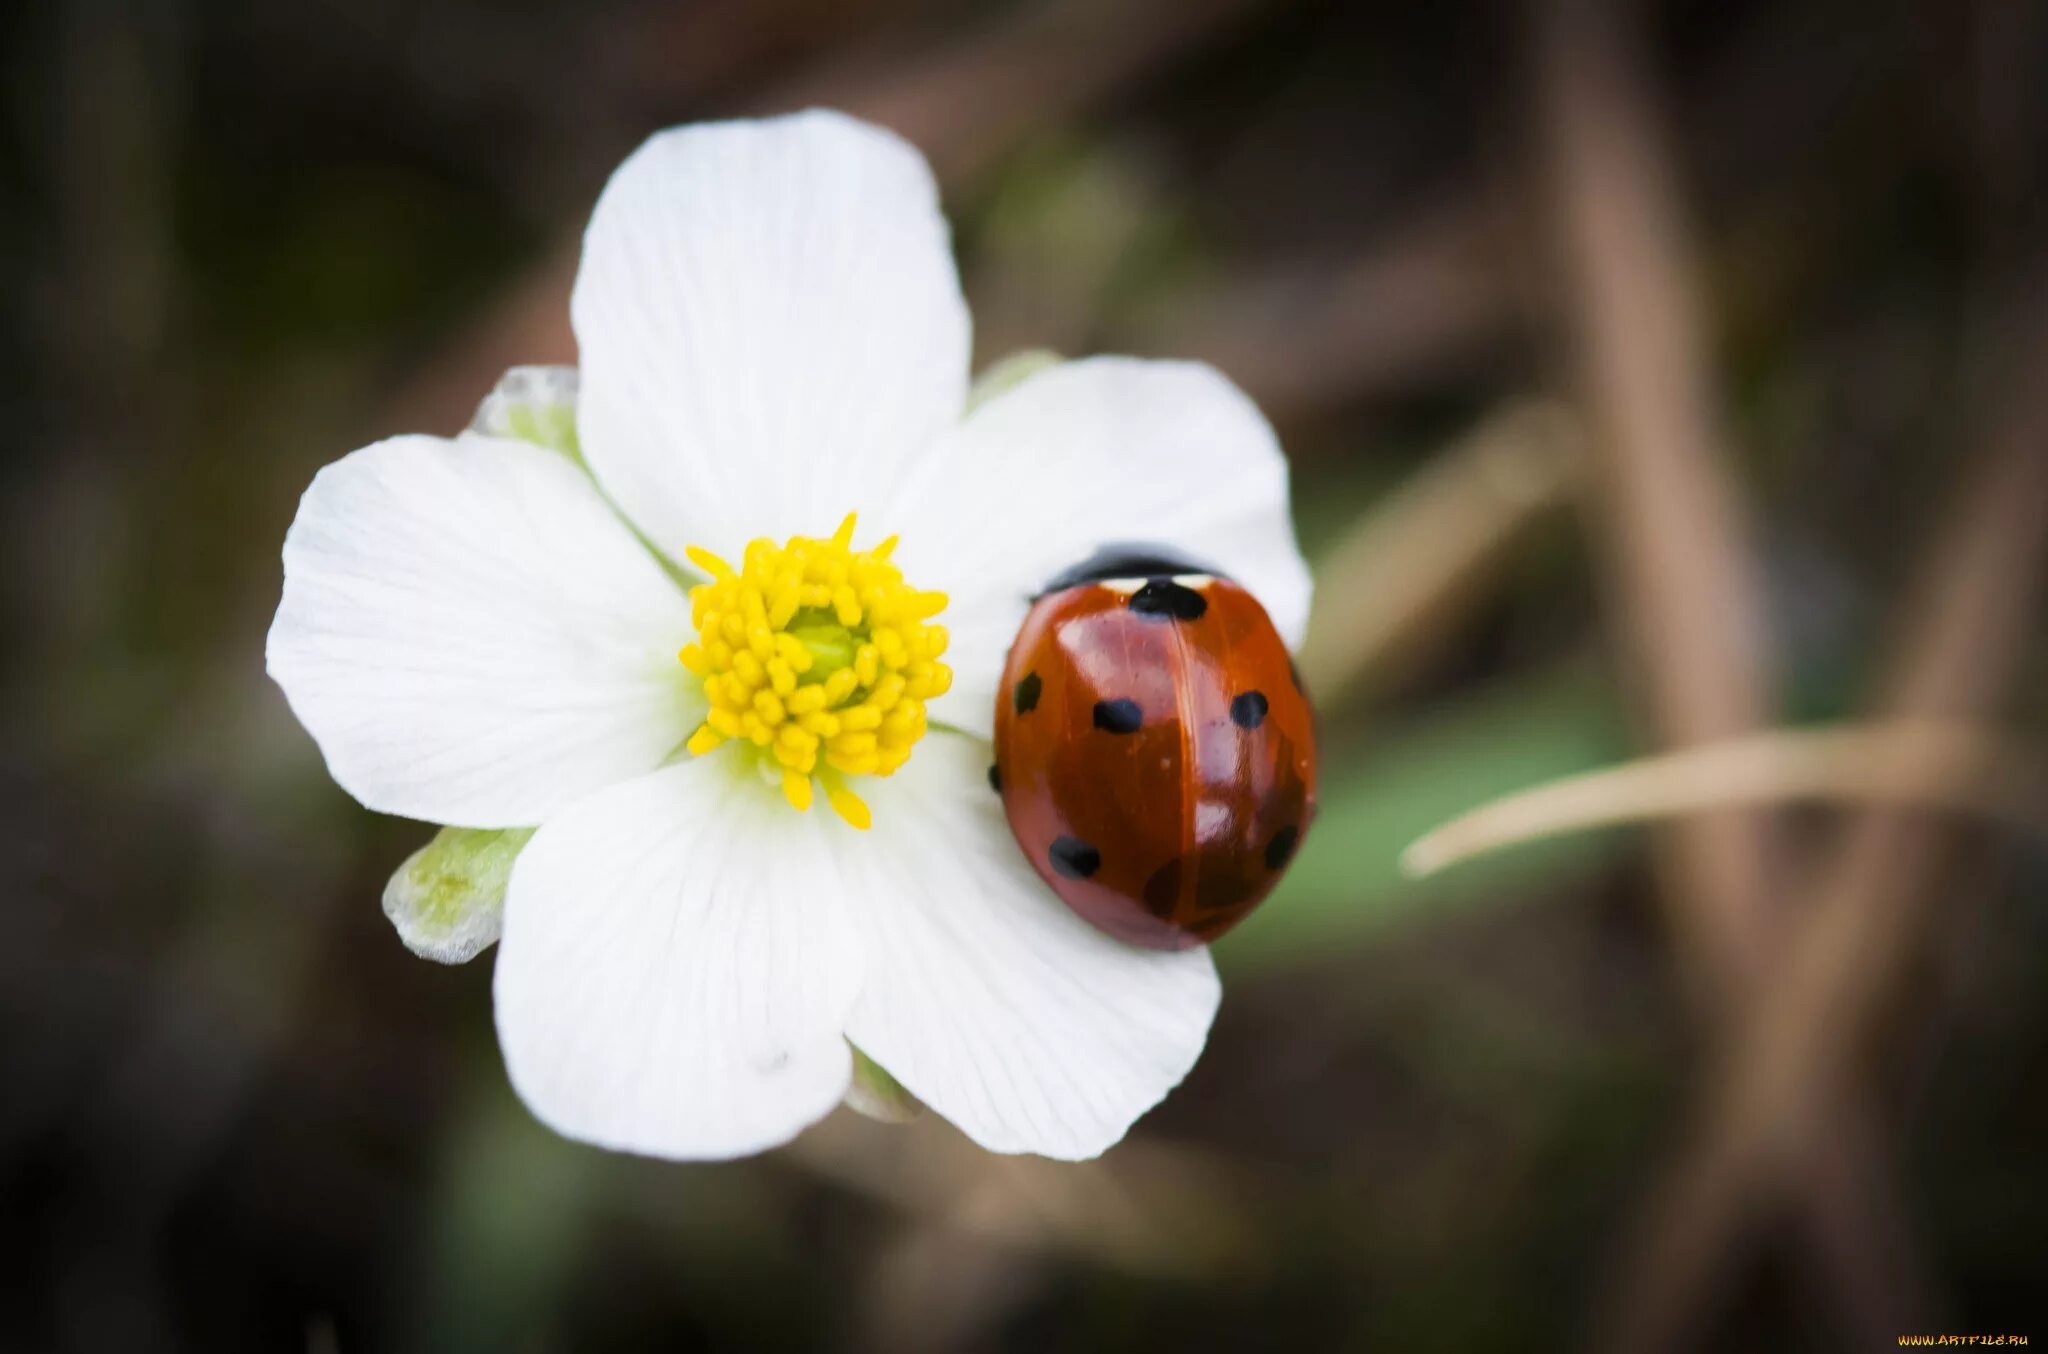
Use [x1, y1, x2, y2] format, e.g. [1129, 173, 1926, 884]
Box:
[1034, 542, 1230, 598]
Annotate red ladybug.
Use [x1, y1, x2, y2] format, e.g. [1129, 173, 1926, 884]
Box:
[991, 546, 1318, 950]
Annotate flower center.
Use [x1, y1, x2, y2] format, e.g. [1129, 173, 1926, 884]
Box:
[678, 513, 950, 830]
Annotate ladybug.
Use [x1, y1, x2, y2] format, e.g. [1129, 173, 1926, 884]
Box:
[991, 545, 1318, 950]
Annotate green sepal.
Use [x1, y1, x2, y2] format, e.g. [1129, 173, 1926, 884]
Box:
[382, 826, 537, 964]
[842, 1044, 922, 1123]
[966, 348, 1062, 413]
[469, 366, 581, 458]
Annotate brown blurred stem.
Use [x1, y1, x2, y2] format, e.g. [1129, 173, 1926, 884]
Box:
[1297, 401, 1582, 710]
[1401, 721, 2046, 877]
[1600, 316, 2048, 1352]
[1534, 0, 1939, 1345]
[773, 0, 1271, 186]
[1130, 199, 1516, 425]
[1538, 0, 1778, 1000]
[383, 0, 1275, 437]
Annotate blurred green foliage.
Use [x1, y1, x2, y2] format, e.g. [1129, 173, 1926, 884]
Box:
[1225, 668, 1628, 971]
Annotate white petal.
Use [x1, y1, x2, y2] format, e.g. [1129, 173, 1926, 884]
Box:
[893, 358, 1312, 738]
[267, 435, 700, 826]
[844, 734, 1220, 1160]
[573, 110, 970, 562]
[494, 759, 864, 1159]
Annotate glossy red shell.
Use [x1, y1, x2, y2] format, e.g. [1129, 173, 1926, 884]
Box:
[992, 575, 1317, 950]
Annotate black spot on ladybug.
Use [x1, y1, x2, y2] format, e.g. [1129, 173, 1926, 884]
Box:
[1265, 825, 1300, 871]
[1127, 578, 1207, 622]
[1143, 858, 1182, 918]
[1013, 671, 1042, 713]
[1093, 698, 1143, 734]
[1230, 690, 1269, 729]
[1049, 835, 1101, 879]
[987, 763, 1002, 793]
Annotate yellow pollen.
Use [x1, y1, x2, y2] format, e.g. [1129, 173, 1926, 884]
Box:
[678, 513, 950, 830]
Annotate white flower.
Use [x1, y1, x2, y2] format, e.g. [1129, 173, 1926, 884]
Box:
[266, 110, 1311, 1162]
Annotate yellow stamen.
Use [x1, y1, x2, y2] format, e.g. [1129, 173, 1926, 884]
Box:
[685, 545, 734, 579]
[678, 514, 949, 831]
[821, 769, 872, 830]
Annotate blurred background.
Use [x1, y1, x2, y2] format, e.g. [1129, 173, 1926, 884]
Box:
[4, 0, 2045, 1349]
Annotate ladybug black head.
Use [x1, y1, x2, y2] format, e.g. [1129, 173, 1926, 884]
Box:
[1035, 542, 1230, 598]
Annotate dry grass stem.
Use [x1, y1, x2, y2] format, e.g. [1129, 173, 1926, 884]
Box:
[384, 0, 1278, 437]
[1604, 341, 2048, 1351]
[1134, 198, 1514, 421]
[1298, 401, 1581, 707]
[783, 1110, 1262, 1279]
[1538, 0, 1778, 997]
[1536, 0, 1938, 1343]
[1402, 721, 2046, 878]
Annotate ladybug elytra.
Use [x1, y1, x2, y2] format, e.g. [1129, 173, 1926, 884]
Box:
[991, 546, 1318, 950]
